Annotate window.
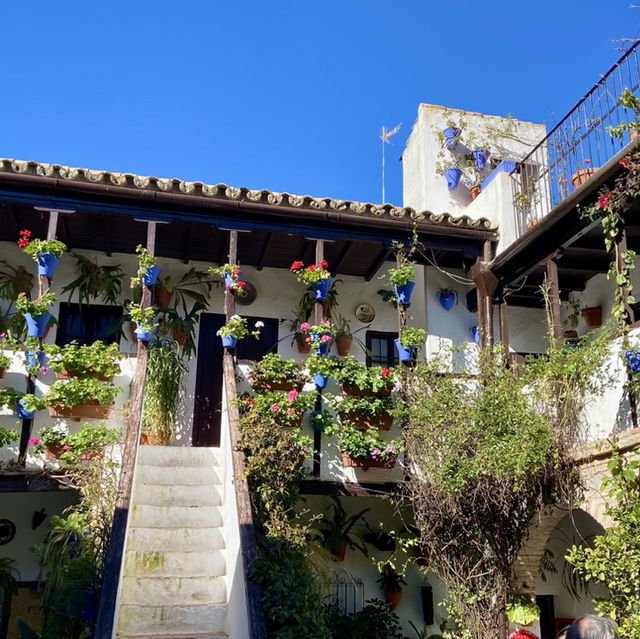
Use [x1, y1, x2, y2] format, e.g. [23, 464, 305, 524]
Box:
[55, 303, 122, 347]
[365, 331, 399, 368]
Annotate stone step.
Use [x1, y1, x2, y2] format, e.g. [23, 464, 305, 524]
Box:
[121, 576, 226, 607]
[127, 527, 225, 553]
[133, 484, 222, 507]
[137, 446, 220, 468]
[137, 465, 221, 487]
[131, 505, 223, 529]
[123, 550, 226, 578]
[117, 603, 227, 636]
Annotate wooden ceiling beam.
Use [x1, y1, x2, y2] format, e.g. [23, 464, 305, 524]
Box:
[331, 240, 353, 276]
[256, 232, 273, 271]
[365, 246, 392, 281]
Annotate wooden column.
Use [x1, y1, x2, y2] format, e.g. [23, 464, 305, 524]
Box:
[313, 240, 325, 475]
[616, 227, 634, 324]
[499, 295, 510, 357]
[544, 258, 563, 346]
[95, 221, 156, 639]
[222, 231, 268, 638]
[471, 259, 498, 349]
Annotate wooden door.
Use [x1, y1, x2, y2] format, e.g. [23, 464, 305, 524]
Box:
[192, 313, 279, 447]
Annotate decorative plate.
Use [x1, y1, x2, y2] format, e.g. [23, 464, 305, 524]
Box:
[355, 303, 375, 323]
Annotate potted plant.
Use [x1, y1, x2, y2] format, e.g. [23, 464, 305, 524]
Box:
[310, 408, 336, 432]
[332, 313, 354, 356]
[240, 389, 315, 428]
[437, 288, 457, 311]
[16, 292, 56, 338]
[571, 159, 598, 188]
[289, 290, 315, 354]
[33, 424, 69, 459]
[128, 302, 158, 341]
[314, 495, 369, 561]
[130, 245, 159, 287]
[436, 154, 464, 191]
[217, 315, 262, 349]
[59, 422, 120, 464]
[24, 349, 49, 376]
[61, 253, 124, 306]
[17, 394, 47, 420]
[331, 394, 395, 431]
[395, 327, 426, 362]
[582, 306, 602, 329]
[0, 427, 19, 446]
[505, 593, 540, 628]
[46, 378, 122, 419]
[19, 230, 67, 277]
[326, 424, 403, 469]
[0, 387, 20, 412]
[335, 357, 394, 396]
[141, 340, 186, 445]
[306, 353, 338, 389]
[155, 267, 215, 310]
[0, 350, 10, 379]
[290, 260, 332, 301]
[209, 263, 247, 295]
[45, 341, 122, 380]
[158, 301, 205, 358]
[384, 257, 416, 306]
[0, 260, 33, 299]
[299, 320, 335, 356]
[376, 564, 407, 611]
[249, 353, 309, 391]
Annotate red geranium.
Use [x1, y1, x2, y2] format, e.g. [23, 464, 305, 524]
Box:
[620, 158, 630, 169]
[290, 261, 304, 272]
[382, 368, 390, 377]
[598, 193, 613, 209]
[319, 260, 329, 269]
[308, 264, 317, 271]
[17, 229, 31, 248]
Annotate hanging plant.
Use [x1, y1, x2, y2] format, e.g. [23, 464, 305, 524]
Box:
[62, 253, 124, 306]
[130, 245, 159, 288]
[19, 230, 67, 277]
[217, 315, 262, 348]
[290, 260, 332, 300]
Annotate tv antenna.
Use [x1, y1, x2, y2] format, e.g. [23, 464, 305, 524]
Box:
[380, 123, 402, 204]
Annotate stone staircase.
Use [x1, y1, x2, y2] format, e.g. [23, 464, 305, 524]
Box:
[116, 446, 229, 638]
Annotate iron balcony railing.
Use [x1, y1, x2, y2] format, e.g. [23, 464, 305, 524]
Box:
[511, 41, 640, 236]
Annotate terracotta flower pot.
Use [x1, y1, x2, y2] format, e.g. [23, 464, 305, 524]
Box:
[44, 444, 64, 460]
[342, 411, 393, 431]
[251, 380, 304, 392]
[341, 451, 396, 470]
[582, 306, 602, 329]
[571, 168, 598, 188]
[140, 430, 159, 446]
[335, 336, 353, 357]
[154, 285, 174, 309]
[333, 539, 348, 562]
[470, 184, 482, 200]
[173, 329, 188, 347]
[55, 369, 115, 382]
[341, 384, 391, 397]
[526, 218, 540, 230]
[295, 334, 311, 354]
[48, 401, 114, 419]
[384, 589, 403, 611]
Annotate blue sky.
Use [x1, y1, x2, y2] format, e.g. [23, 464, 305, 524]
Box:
[1, 1, 637, 206]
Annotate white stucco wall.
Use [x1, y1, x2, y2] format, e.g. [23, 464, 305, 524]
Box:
[402, 104, 546, 223]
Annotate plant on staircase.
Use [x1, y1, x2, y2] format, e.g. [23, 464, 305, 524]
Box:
[45, 340, 122, 380]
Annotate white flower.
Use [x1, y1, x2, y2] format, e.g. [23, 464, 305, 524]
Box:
[254, 321, 264, 328]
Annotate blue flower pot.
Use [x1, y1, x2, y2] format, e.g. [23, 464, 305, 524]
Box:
[625, 350, 640, 372]
[394, 338, 414, 362]
[311, 411, 325, 432]
[311, 277, 332, 301]
[37, 253, 60, 277]
[394, 281, 416, 306]
[472, 149, 490, 170]
[26, 350, 48, 371]
[314, 373, 328, 389]
[221, 335, 237, 349]
[142, 266, 160, 286]
[134, 326, 156, 342]
[25, 313, 51, 338]
[223, 272, 236, 289]
[16, 398, 35, 420]
[439, 290, 457, 311]
[444, 168, 462, 190]
[443, 127, 461, 149]
[313, 335, 331, 356]
[471, 326, 480, 344]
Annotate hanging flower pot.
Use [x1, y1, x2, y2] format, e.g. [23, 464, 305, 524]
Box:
[16, 399, 35, 420]
[470, 326, 480, 344]
[384, 589, 403, 611]
[24, 313, 52, 338]
[221, 335, 238, 349]
[154, 285, 173, 309]
[394, 338, 414, 362]
[582, 306, 602, 329]
[311, 277, 332, 301]
[295, 333, 311, 354]
[342, 411, 393, 431]
[142, 266, 160, 286]
[37, 253, 60, 277]
[314, 373, 328, 389]
[48, 401, 114, 419]
[444, 168, 462, 190]
[26, 350, 48, 371]
[470, 184, 482, 200]
[341, 451, 396, 469]
[134, 325, 156, 342]
[313, 334, 332, 356]
[438, 289, 457, 311]
[472, 149, 490, 169]
[394, 281, 416, 306]
[335, 336, 353, 357]
[625, 350, 640, 373]
[443, 127, 461, 149]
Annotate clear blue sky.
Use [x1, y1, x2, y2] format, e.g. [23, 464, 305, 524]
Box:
[1, 1, 637, 207]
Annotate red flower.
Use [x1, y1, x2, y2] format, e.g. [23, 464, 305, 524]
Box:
[17, 229, 31, 248]
[620, 158, 630, 169]
[382, 368, 390, 377]
[598, 193, 613, 209]
[318, 260, 329, 269]
[237, 281, 246, 289]
[290, 261, 304, 272]
[308, 264, 317, 272]
[245, 398, 255, 407]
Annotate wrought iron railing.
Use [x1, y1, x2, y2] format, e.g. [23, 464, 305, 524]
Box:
[511, 41, 640, 236]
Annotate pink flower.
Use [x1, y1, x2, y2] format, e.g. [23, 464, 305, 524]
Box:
[81, 454, 91, 460]
[270, 403, 280, 412]
[233, 269, 242, 276]
[386, 445, 396, 453]
[300, 322, 310, 331]
[302, 445, 309, 452]
[305, 336, 311, 343]
[225, 285, 231, 290]
[29, 437, 39, 445]
[40, 367, 48, 374]
[287, 390, 299, 402]
[0, 333, 5, 339]
[321, 335, 332, 343]
[372, 449, 381, 458]
[287, 408, 296, 415]
[620, 158, 629, 169]
[62, 444, 71, 451]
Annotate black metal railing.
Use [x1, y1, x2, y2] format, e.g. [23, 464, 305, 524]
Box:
[511, 41, 640, 235]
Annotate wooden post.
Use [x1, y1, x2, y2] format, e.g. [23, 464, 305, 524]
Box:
[499, 295, 510, 356]
[222, 230, 268, 638]
[471, 260, 498, 349]
[616, 227, 634, 324]
[314, 240, 325, 325]
[95, 221, 156, 639]
[544, 258, 563, 346]
[313, 240, 325, 475]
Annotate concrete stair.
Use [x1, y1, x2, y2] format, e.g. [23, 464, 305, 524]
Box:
[116, 446, 229, 639]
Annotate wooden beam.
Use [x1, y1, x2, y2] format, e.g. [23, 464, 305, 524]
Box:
[95, 221, 156, 639]
[217, 230, 229, 266]
[256, 232, 273, 271]
[182, 222, 194, 264]
[545, 259, 563, 345]
[223, 230, 268, 639]
[331, 240, 353, 276]
[365, 246, 392, 281]
[472, 259, 498, 349]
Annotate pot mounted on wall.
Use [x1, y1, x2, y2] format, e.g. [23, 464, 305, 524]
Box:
[438, 288, 457, 311]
